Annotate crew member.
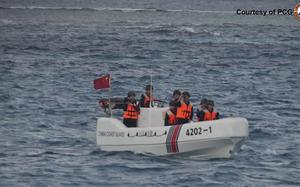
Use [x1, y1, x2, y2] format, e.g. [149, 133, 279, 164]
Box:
[175, 91, 193, 125]
[140, 84, 154, 108]
[164, 101, 177, 126]
[170, 89, 181, 114]
[123, 91, 140, 127]
[172, 89, 181, 104]
[203, 100, 219, 121]
[196, 98, 208, 121]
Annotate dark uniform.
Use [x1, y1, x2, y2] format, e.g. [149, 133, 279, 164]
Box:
[123, 92, 140, 127]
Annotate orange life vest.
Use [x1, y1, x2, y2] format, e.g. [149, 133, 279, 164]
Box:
[143, 94, 154, 107]
[176, 102, 193, 120]
[123, 104, 139, 119]
[167, 111, 176, 125]
[204, 111, 217, 121]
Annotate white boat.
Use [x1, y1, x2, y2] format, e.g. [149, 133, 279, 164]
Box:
[96, 107, 248, 159]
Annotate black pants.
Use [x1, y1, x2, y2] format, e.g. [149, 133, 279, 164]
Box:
[123, 118, 138, 128]
[176, 118, 189, 125]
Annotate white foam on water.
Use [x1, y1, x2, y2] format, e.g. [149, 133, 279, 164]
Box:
[179, 27, 196, 33]
[0, 19, 15, 24]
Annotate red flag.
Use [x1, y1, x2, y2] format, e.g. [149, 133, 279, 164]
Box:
[94, 74, 110, 90]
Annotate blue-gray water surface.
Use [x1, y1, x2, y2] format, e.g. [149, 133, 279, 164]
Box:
[1, 0, 300, 186]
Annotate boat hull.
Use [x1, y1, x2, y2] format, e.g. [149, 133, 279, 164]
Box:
[96, 117, 248, 159]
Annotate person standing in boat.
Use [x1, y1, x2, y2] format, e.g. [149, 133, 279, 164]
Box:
[169, 89, 181, 117]
[123, 91, 140, 127]
[203, 100, 219, 121]
[164, 101, 177, 126]
[140, 84, 154, 108]
[196, 98, 208, 121]
[175, 91, 193, 125]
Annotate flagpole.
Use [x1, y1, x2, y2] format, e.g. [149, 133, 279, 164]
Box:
[108, 74, 112, 117]
[93, 72, 112, 117]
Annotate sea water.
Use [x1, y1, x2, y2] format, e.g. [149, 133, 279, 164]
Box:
[0, 0, 300, 186]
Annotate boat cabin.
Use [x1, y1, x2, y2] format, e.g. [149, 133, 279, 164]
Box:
[137, 107, 168, 128]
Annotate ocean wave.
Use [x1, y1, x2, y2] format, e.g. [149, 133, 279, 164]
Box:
[145, 26, 196, 34]
[120, 23, 197, 34]
[0, 6, 234, 14]
[250, 128, 277, 139]
[0, 19, 15, 24]
[178, 27, 196, 33]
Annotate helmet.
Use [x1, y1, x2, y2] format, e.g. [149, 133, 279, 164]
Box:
[182, 91, 190, 97]
[128, 91, 136, 97]
[207, 100, 214, 106]
[173, 89, 181, 96]
[146, 84, 153, 91]
[200, 98, 208, 105]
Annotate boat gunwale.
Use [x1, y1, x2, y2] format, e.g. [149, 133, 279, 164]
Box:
[98, 136, 246, 147]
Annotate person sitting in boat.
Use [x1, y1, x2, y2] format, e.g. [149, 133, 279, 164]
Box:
[203, 100, 219, 121]
[175, 91, 193, 125]
[164, 101, 177, 126]
[196, 98, 208, 121]
[140, 84, 154, 108]
[123, 91, 140, 127]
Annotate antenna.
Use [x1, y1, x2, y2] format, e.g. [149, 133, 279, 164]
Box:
[148, 66, 153, 127]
